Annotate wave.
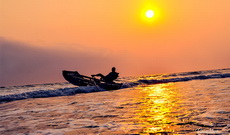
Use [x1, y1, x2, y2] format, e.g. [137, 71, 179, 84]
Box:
[138, 73, 230, 84]
[0, 86, 105, 103]
[1, 70, 230, 103]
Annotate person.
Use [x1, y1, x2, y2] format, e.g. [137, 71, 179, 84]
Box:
[92, 67, 119, 83]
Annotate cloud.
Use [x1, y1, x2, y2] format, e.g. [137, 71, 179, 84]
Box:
[0, 37, 122, 86]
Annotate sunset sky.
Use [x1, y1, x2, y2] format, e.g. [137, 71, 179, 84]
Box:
[1, 0, 230, 86]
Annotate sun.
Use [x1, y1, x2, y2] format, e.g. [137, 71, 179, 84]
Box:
[145, 10, 155, 18]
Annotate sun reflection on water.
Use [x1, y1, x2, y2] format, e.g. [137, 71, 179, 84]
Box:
[135, 83, 183, 134]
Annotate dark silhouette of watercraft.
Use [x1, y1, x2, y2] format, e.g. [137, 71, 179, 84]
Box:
[62, 70, 122, 90]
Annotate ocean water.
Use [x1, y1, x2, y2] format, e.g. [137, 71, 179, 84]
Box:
[0, 68, 230, 135]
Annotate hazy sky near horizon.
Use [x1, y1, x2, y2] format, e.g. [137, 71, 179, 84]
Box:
[1, 0, 230, 86]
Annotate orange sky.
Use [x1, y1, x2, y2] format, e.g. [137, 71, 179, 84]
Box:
[1, 0, 230, 86]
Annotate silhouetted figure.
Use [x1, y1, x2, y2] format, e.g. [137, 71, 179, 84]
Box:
[92, 67, 119, 83]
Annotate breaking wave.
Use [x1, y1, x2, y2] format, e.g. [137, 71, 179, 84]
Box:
[137, 73, 230, 84]
[0, 86, 105, 103]
[1, 68, 230, 103]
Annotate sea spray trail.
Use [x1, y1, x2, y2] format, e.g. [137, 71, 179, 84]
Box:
[0, 68, 230, 103]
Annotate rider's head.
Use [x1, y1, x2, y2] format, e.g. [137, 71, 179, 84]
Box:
[112, 67, 116, 72]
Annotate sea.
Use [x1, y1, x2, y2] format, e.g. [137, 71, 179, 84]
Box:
[0, 68, 230, 135]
